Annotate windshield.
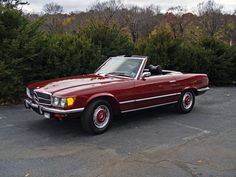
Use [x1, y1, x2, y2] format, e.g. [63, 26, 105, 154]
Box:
[96, 57, 143, 78]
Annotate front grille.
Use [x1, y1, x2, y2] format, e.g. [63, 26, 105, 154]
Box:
[29, 89, 34, 98]
[33, 91, 51, 106]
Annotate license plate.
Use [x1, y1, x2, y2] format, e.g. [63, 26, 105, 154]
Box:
[44, 113, 50, 119]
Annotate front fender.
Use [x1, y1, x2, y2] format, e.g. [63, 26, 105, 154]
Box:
[86, 93, 119, 106]
[84, 93, 121, 114]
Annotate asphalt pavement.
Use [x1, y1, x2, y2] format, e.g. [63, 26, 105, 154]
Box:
[0, 87, 235, 177]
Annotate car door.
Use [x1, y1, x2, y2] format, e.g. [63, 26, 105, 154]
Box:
[132, 75, 181, 110]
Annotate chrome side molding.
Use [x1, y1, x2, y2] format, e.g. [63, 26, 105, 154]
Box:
[119, 92, 181, 104]
[121, 101, 178, 113]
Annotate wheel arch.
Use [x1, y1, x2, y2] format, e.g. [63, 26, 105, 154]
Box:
[86, 93, 121, 115]
[182, 87, 198, 96]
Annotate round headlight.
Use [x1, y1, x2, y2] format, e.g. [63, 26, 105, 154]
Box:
[60, 98, 66, 107]
[53, 97, 59, 106]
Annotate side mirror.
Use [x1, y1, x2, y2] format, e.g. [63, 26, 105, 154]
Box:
[142, 72, 151, 80]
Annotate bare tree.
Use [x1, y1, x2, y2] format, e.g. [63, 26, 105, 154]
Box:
[89, 0, 124, 23]
[43, 2, 63, 14]
[42, 2, 64, 33]
[197, 0, 223, 37]
[0, 0, 29, 7]
[166, 6, 186, 38]
[119, 5, 161, 42]
[222, 14, 235, 46]
[166, 6, 193, 39]
[76, 1, 161, 42]
[168, 6, 186, 16]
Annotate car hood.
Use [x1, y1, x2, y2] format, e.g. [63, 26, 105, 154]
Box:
[28, 74, 128, 96]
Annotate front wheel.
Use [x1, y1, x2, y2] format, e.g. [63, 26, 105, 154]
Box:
[176, 90, 195, 113]
[81, 99, 113, 134]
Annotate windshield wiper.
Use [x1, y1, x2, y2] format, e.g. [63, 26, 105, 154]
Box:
[106, 72, 132, 78]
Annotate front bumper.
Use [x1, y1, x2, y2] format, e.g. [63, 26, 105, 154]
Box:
[24, 99, 84, 118]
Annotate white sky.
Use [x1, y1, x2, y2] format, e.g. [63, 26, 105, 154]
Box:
[22, 0, 236, 14]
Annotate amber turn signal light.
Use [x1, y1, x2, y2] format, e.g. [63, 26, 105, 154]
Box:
[66, 97, 76, 106]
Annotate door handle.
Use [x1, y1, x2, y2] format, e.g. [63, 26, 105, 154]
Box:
[169, 80, 176, 83]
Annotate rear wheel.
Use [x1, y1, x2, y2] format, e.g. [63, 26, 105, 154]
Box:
[81, 99, 113, 134]
[176, 90, 195, 113]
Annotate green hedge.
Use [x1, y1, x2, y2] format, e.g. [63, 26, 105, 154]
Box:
[0, 7, 134, 103]
[0, 7, 235, 104]
[135, 26, 236, 86]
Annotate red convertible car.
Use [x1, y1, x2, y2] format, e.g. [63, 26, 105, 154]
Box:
[25, 56, 209, 134]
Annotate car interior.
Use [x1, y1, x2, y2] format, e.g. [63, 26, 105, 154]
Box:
[143, 65, 176, 76]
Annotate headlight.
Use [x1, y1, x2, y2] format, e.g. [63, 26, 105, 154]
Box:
[60, 98, 66, 107]
[52, 96, 76, 107]
[53, 97, 60, 106]
[26, 88, 32, 98]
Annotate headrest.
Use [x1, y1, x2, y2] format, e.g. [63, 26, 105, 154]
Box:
[148, 65, 162, 75]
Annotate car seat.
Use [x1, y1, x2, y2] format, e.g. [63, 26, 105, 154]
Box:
[148, 65, 163, 75]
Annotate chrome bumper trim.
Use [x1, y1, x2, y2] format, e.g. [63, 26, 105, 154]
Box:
[197, 87, 210, 92]
[25, 99, 84, 114]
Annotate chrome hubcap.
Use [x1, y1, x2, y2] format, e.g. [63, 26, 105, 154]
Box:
[93, 105, 110, 129]
[182, 92, 193, 110]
